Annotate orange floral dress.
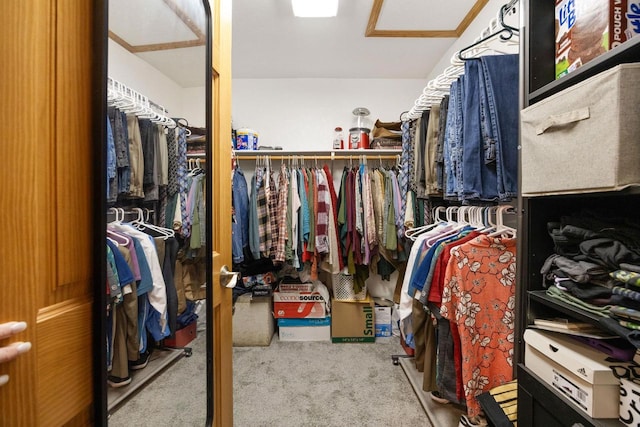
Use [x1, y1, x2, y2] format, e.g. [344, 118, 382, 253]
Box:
[440, 234, 517, 417]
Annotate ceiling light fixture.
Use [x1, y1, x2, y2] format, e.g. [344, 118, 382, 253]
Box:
[291, 0, 339, 17]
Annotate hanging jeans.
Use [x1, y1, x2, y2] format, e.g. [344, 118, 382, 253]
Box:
[479, 54, 519, 200]
[462, 59, 498, 201]
[444, 79, 463, 200]
[460, 55, 519, 201]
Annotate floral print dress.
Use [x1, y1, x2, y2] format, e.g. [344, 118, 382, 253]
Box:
[440, 234, 517, 417]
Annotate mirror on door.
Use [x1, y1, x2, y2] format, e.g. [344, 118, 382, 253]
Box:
[104, 0, 210, 424]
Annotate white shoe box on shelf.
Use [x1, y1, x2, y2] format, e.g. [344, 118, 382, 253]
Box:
[524, 328, 619, 419]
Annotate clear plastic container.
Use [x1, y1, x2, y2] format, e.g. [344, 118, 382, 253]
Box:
[349, 107, 371, 149]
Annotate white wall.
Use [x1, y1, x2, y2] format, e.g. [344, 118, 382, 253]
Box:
[181, 87, 207, 128]
[232, 78, 426, 150]
[426, 0, 520, 81]
[108, 39, 186, 119]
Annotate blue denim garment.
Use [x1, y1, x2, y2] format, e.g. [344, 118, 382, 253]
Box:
[443, 81, 458, 199]
[463, 59, 499, 202]
[107, 240, 134, 287]
[118, 109, 131, 194]
[106, 117, 116, 196]
[479, 54, 519, 200]
[461, 59, 484, 201]
[145, 293, 170, 341]
[454, 75, 465, 200]
[248, 174, 261, 260]
[137, 295, 148, 353]
[232, 167, 250, 263]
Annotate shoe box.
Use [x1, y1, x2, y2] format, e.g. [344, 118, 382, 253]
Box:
[524, 328, 620, 418]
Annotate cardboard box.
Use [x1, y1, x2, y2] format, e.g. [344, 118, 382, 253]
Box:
[524, 329, 619, 418]
[233, 294, 274, 346]
[164, 321, 197, 348]
[278, 317, 331, 342]
[555, 0, 640, 79]
[278, 282, 315, 292]
[273, 301, 327, 319]
[273, 290, 325, 303]
[331, 296, 375, 343]
[374, 306, 392, 338]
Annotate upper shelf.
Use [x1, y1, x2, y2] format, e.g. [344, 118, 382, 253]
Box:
[233, 149, 402, 161]
[528, 35, 640, 104]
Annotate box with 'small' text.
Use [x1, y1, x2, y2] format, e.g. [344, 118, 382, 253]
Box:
[331, 296, 375, 343]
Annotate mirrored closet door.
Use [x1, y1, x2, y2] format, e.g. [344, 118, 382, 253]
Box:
[105, 0, 212, 424]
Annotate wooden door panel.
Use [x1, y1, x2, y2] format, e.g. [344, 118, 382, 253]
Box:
[0, 0, 98, 425]
[36, 299, 93, 426]
[54, 0, 95, 290]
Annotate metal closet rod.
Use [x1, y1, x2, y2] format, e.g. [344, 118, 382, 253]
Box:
[234, 154, 399, 161]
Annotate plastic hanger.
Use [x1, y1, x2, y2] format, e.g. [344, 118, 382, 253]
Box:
[488, 205, 517, 238]
[130, 207, 175, 239]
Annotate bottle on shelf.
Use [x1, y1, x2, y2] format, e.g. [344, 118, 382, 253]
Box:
[333, 127, 344, 149]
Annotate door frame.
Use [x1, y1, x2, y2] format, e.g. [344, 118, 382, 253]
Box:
[203, 0, 215, 423]
[93, 0, 108, 424]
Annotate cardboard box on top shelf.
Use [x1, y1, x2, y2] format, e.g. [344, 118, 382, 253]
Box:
[555, 0, 640, 79]
[331, 296, 375, 343]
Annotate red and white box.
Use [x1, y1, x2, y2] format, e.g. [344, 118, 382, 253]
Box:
[273, 301, 327, 319]
[273, 290, 325, 303]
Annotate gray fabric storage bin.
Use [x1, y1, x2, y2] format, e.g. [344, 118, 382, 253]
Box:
[521, 63, 640, 196]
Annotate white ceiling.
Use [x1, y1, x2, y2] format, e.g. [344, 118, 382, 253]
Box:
[109, 0, 487, 86]
[232, 0, 475, 79]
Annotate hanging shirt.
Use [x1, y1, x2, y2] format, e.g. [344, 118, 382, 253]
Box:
[323, 165, 344, 271]
[109, 223, 169, 338]
[315, 169, 330, 254]
[274, 164, 289, 263]
[290, 170, 301, 268]
[440, 234, 517, 418]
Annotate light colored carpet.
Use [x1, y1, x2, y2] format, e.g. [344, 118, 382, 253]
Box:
[108, 330, 207, 426]
[232, 335, 429, 427]
[109, 332, 432, 426]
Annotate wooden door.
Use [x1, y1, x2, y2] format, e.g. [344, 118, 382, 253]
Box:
[0, 0, 105, 426]
[208, 0, 234, 425]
